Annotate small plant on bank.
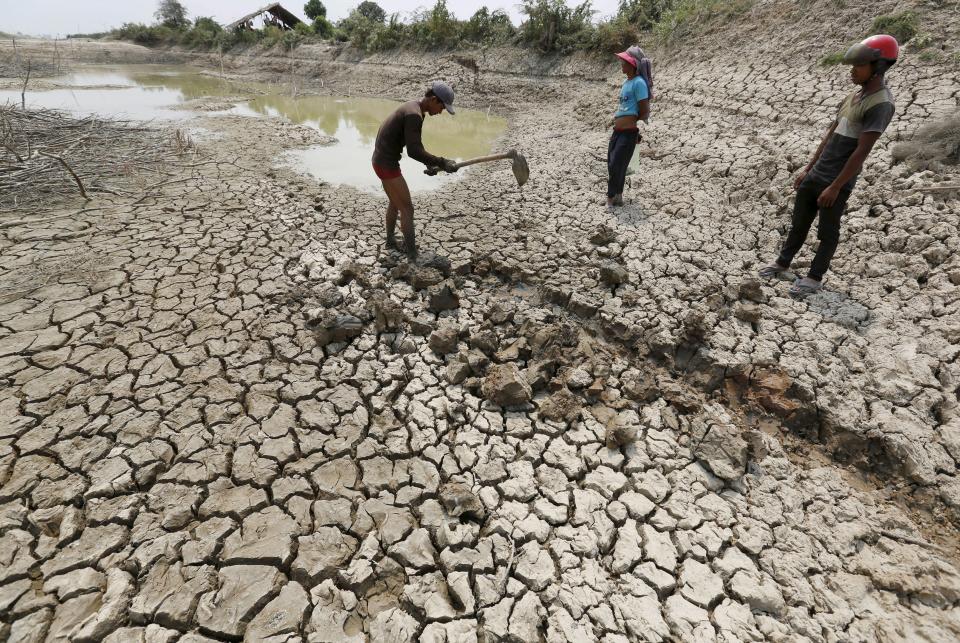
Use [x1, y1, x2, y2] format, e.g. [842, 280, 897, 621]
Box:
[312, 16, 336, 38]
[261, 25, 286, 49]
[909, 31, 934, 51]
[654, 0, 753, 44]
[618, 0, 674, 30]
[282, 30, 305, 51]
[592, 16, 639, 54]
[871, 10, 918, 44]
[819, 51, 845, 66]
[218, 28, 260, 50]
[368, 15, 407, 51]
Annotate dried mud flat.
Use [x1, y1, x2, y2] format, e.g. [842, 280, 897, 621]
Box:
[2, 9, 960, 642]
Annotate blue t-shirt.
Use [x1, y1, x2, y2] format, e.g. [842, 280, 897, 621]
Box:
[614, 76, 649, 118]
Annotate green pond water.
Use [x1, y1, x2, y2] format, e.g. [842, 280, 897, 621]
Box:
[1, 64, 507, 192]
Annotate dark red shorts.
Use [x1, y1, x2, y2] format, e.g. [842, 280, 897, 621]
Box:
[373, 164, 402, 180]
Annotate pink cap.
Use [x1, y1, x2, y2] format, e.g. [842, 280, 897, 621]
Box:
[615, 51, 637, 67]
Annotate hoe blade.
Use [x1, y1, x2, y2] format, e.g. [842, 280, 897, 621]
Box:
[511, 152, 529, 187]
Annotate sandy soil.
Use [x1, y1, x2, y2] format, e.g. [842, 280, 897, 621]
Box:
[2, 2, 960, 638]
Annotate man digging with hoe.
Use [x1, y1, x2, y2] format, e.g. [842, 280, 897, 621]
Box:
[372, 80, 459, 259]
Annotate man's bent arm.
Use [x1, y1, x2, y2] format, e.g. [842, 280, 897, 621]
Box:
[403, 115, 444, 167]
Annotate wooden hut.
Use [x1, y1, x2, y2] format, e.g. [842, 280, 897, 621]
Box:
[227, 3, 304, 31]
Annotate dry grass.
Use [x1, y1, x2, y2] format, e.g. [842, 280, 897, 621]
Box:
[172, 128, 198, 155]
[892, 109, 960, 171]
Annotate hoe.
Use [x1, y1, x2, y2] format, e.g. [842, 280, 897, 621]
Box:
[425, 149, 529, 187]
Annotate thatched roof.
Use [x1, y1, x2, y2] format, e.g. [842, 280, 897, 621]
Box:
[227, 3, 303, 30]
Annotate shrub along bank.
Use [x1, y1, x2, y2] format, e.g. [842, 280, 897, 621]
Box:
[333, 0, 758, 54]
[94, 0, 758, 56]
[93, 0, 949, 63]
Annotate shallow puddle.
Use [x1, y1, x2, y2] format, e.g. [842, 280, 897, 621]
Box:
[0, 65, 241, 120]
[2, 64, 507, 192]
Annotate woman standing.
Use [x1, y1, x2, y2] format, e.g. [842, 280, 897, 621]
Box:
[607, 49, 650, 207]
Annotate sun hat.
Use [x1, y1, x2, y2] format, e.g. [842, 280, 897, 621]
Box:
[615, 50, 638, 68]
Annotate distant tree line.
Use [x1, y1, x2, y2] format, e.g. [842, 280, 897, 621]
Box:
[93, 0, 755, 55]
[328, 0, 757, 54]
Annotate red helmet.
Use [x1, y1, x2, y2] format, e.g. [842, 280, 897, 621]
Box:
[843, 34, 899, 65]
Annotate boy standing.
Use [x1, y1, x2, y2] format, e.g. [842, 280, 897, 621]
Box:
[759, 35, 899, 296]
[372, 81, 458, 259]
[607, 48, 650, 207]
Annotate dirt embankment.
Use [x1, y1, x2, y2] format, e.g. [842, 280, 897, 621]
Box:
[2, 1, 960, 640]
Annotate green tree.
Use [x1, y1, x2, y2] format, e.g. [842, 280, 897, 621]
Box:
[617, 0, 674, 30]
[155, 0, 189, 29]
[408, 0, 460, 49]
[338, 9, 380, 49]
[304, 0, 327, 20]
[313, 16, 335, 38]
[519, 0, 594, 53]
[184, 16, 223, 48]
[356, 1, 387, 23]
[463, 7, 515, 44]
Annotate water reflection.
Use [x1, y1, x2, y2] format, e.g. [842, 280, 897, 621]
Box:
[0, 64, 508, 192]
[0, 65, 245, 119]
[246, 95, 507, 192]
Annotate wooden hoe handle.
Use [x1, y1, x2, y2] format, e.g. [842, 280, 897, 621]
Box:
[425, 151, 516, 175]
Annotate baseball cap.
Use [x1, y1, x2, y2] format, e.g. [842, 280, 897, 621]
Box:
[615, 50, 637, 68]
[430, 80, 455, 114]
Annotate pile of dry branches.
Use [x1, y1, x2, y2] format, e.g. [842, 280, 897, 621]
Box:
[0, 106, 185, 212]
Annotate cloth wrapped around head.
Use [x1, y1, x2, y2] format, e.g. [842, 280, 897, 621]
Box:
[628, 45, 653, 99]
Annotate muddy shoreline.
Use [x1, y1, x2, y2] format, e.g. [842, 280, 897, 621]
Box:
[2, 24, 960, 642]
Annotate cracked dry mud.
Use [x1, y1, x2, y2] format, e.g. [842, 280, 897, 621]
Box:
[3, 8, 960, 642]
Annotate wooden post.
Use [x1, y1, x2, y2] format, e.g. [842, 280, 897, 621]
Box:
[21, 59, 31, 110]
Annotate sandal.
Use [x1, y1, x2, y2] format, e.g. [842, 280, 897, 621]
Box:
[789, 277, 823, 297]
[758, 264, 786, 278]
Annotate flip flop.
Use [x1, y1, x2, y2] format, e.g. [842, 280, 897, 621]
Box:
[789, 278, 823, 297]
[758, 264, 785, 278]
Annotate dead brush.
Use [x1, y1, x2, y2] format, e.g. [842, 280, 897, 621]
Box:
[892, 109, 960, 171]
[0, 105, 175, 212]
[172, 128, 198, 156]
